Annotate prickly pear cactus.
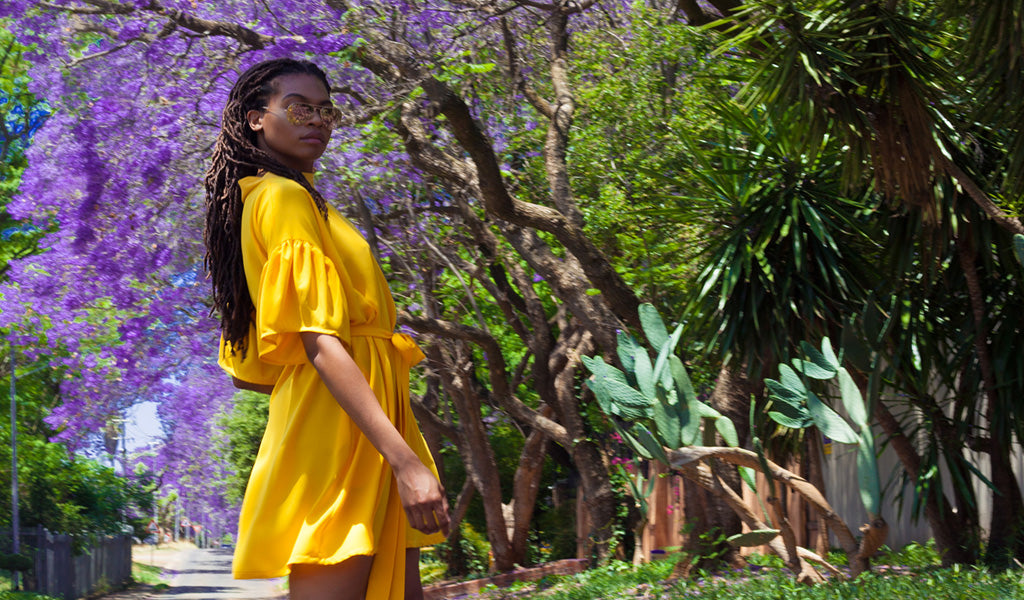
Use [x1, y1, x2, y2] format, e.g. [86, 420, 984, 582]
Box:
[764, 338, 881, 519]
[582, 303, 739, 466]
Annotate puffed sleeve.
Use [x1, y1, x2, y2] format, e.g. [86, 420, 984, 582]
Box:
[249, 179, 351, 365]
[218, 325, 284, 385]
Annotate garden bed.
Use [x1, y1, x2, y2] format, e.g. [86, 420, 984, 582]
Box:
[422, 543, 1024, 599]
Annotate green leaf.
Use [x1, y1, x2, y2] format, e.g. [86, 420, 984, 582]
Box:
[837, 367, 868, 428]
[643, 472, 657, 498]
[1014, 234, 1024, 267]
[765, 378, 806, 405]
[778, 364, 807, 396]
[603, 377, 651, 410]
[583, 356, 651, 420]
[581, 354, 605, 375]
[669, 355, 696, 405]
[680, 391, 703, 446]
[727, 529, 779, 547]
[768, 393, 808, 422]
[791, 358, 835, 380]
[806, 391, 859, 444]
[796, 340, 838, 377]
[591, 361, 649, 408]
[652, 324, 684, 390]
[615, 332, 641, 373]
[856, 429, 881, 517]
[639, 303, 669, 349]
[634, 425, 670, 465]
[652, 400, 681, 449]
[585, 374, 614, 415]
[696, 401, 739, 445]
[820, 338, 839, 370]
[714, 414, 740, 447]
[753, 438, 775, 494]
[633, 346, 656, 401]
[739, 466, 757, 492]
[615, 403, 652, 421]
[768, 410, 808, 429]
[617, 424, 651, 460]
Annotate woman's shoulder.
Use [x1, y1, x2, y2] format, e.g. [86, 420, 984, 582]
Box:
[239, 171, 312, 201]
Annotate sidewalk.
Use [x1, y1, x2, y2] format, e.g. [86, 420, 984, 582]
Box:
[101, 542, 189, 600]
[104, 544, 287, 600]
[134, 541, 192, 572]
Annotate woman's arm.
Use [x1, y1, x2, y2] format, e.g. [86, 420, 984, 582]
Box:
[231, 377, 275, 395]
[300, 330, 451, 536]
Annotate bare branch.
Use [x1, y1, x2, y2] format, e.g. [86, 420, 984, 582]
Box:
[445, 478, 476, 542]
[49, 0, 279, 49]
[399, 311, 572, 446]
[502, 18, 553, 118]
[410, 396, 458, 439]
[420, 76, 640, 328]
[543, 10, 584, 229]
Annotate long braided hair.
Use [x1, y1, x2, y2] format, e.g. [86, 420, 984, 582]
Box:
[204, 58, 332, 356]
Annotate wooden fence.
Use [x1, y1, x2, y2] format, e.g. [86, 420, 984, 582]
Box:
[2, 527, 132, 599]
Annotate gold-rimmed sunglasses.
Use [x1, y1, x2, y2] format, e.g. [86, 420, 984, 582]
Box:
[263, 102, 345, 130]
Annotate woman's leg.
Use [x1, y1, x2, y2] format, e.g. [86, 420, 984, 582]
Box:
[404, 548, 423, 600]
[289, 556, 373, 600]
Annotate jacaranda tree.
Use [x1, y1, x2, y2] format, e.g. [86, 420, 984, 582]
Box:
[0, 1, 708, 564]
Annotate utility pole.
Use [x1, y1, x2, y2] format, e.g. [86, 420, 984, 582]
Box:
[9, 333, 20, 591]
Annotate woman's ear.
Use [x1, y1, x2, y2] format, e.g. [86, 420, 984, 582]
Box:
[246, 108, 265, 132]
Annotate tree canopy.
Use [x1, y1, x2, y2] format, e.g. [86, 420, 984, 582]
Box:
[2, 0, 1023, 568]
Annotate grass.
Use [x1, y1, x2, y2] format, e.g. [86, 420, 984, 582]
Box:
[131, 560, 170, 591]
[0, 572, 52, 598]
[468, 543, 1024, 599]
[0, 594, 61, 600]
[0, 561, 170, 599]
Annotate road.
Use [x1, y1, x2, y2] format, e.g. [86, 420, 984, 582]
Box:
[159, 546, 286, 599]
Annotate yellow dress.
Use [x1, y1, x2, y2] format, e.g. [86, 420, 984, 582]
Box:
[217, 172, 443, 598]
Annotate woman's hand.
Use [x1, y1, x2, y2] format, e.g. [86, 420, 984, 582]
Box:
[393, 458, 451, 536]
[300, 331, 452, 537]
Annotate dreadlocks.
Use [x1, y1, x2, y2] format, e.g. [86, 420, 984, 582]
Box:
[204, 58, 332, 357]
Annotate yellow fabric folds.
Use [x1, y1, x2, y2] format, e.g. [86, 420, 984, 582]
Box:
[218, 325, 283, 386]
[257, 239, 349, 364]
[221, 172, 444, 598]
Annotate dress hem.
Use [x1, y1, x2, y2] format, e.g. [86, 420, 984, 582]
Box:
[233, 540, 438, 580]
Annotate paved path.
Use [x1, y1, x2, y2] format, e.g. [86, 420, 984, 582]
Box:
[106, 545, 286, 600]
[160, 547, 286, 599]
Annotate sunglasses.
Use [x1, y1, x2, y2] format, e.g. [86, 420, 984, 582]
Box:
[263, 102, 345, 129]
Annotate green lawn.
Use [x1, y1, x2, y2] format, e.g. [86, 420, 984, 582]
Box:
[0, 560, 170, 600]
[131, 560, 170, 589]
[469, 544, 1024, 599]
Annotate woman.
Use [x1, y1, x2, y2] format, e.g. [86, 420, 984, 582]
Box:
[203, 58, 450, 600]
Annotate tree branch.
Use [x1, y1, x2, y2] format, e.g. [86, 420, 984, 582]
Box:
[419, 76, 641, 329]
[399, 312, 571, 446]
[543, 10, 586, 229]
[501, 18, 553, 118]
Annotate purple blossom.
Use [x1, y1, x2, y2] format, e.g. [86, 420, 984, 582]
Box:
[1, 0, 618, 525]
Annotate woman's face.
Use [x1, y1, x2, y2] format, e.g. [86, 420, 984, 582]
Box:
[246, 73, 332, 172]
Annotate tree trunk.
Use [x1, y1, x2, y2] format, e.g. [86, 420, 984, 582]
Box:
[509, 422, 551, 564]
[572, 439, 618, 562]
[957, 233, 1024, 564]
[805, 432, 829, 558]
[873, 400, 977, 564]
[702, 365, 759, 562]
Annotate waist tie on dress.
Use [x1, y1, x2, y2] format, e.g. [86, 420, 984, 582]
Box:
[349, 325, 426, 368]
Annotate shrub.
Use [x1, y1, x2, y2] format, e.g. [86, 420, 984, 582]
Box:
[0, 554, 32, 573]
